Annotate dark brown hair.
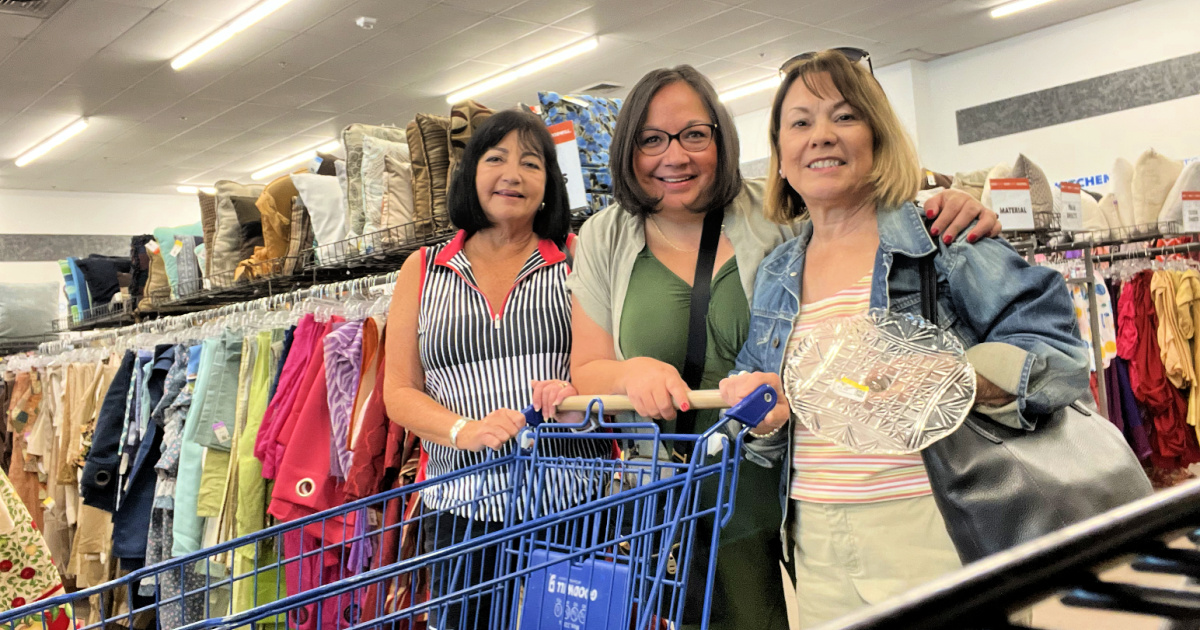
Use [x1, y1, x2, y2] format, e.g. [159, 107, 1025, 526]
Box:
[610, 65, 742, 217]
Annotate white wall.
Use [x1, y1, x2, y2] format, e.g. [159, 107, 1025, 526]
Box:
[0, 189, 199, 235]
[733, 0, 1200, 188]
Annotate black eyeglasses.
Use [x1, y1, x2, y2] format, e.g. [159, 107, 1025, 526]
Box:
[636, 123, 718, 156]
[779, 47, 873, 77]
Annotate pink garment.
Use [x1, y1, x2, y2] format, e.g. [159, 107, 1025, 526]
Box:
[1117, 278, 1139, 362]
[282, 529, 366, 630]
[255, 315, 320, 477]
[260, 318, 330, 479]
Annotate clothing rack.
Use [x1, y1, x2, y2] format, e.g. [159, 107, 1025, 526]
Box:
[31, 270, 399, 357]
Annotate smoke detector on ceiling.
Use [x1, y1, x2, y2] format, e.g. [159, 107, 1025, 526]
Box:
[0, 0, 69, 19]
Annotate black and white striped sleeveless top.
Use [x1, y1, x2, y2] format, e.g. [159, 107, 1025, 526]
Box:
[418, 231, 607, 521]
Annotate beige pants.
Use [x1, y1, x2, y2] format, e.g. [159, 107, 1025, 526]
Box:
[791, 496, 962, 628]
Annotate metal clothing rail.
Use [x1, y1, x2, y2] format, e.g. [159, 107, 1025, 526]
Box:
[1094, 241, 1200, 264]
[34, 270, 399, 356]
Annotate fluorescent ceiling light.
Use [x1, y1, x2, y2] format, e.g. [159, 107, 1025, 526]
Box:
[447, 37, 599, 104]
[718, 76, 782, 103]
[178, 185, 217, 195]
[990, 0, 1057, 18]
[15, 118, 89, 167]
[251, 140, 340, 181]
[172, 0, 295, 70]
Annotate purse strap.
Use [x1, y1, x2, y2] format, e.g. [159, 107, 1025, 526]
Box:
[919, 249, 939, 326]
[674, 208, 725, 456]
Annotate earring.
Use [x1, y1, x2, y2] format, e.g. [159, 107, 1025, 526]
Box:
[540, 202, 546, 210]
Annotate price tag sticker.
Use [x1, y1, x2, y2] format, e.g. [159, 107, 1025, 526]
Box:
[212, 421, 231, 444]
[830, 377, 869, 403]
[989, 178, 1034, 231]
[1059, 181, 1083, 232]
[1184, 191, 1200, 233]
[547, 121, 587, 212]
[170, 239, 183, 257]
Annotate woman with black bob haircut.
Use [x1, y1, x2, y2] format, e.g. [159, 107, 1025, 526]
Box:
[384, 107, 606, 630]
[447, 107, 571, 245]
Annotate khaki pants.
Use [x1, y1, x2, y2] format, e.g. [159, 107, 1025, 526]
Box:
[791, 496, 962, 628]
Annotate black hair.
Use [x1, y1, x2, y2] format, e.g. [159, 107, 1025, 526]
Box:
[447, 108, 570, 244]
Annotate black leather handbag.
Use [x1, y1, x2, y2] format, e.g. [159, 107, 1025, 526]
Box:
[915, 250, 1153, 564]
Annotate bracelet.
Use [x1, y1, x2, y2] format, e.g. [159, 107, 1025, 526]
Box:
[749, 420, 786, 440]
[448, 417, 470, 449]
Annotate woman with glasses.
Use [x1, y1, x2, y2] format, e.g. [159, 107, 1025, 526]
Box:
[549, 62, 1001, 629]
[718, 50, 1087, 626]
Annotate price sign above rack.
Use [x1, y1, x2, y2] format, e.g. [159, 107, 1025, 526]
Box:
[990, 178, 1035, 231]
[1185, 191, 1200, 233]
[1059, 182, 1083, 232]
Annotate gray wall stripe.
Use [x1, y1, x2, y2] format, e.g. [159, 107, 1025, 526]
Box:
[0, 234, 133, 262]
[957, 51, 1200, 145]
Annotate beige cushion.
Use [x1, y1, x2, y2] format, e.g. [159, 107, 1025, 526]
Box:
[211, 180, 265, 279]
[1080, 189, 1109, 237]
[1011, 154, 1053, 230]
[951, 168, 988, 202]
[1132, 148, 1184, 227]
[342, 123, 408, 237]
[447, 100, 494, 194]
[1157, 161, 1200, 229]
[383, 153, 414, 228]
[197, 191, 217, 277]
[361, 135, 410, 236]
[980, 162, 1013, 210]
[1111, 158, 1135, 229]
[1097, 193, 1122, 238]
[407, 114, 453, 237]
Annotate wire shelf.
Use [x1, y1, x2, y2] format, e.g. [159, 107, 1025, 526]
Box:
[67, 299, 136, 331]
[308, 219, 456, 272]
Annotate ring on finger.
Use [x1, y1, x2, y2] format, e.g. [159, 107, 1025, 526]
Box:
[559, 381, 570, 389]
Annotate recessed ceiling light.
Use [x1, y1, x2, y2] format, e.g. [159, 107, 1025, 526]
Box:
[447, 37, 599, 104]
[718, 76, 782, 103]
[15, 118, 89, 167]
[990, 0, 1057, 18]
[172, 0, 296, 70]
[178, 185, 217, 195]
[251, 140, 340, 181]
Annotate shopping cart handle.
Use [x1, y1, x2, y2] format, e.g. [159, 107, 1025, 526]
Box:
[724, 384, 776, 428]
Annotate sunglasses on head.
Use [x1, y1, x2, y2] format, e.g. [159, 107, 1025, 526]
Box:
[779, 47, 873, 77]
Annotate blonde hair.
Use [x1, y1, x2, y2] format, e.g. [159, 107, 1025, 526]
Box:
[764, 50, 921, 223]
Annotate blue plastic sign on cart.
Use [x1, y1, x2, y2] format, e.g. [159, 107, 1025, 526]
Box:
[520, 549, 631, 629]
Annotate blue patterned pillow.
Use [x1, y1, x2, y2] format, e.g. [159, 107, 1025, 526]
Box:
[539, 92, 622, 218]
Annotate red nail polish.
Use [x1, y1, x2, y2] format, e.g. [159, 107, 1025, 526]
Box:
[943, 234, 953, 244]
[681, 403, 690, 412]
[967, 234, 979, 243]
[926, 209, 936, 219]
[929, 227, 939, 236]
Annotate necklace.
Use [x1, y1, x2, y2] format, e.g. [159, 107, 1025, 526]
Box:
[647, 217, 700, 253]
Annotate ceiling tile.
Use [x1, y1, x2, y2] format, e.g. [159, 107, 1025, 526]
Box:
[440, 0, 524, 14]
[785, 0, 882, 26]
[250, 108, 336, 135]
[695, 58, 757, 80]
[208, 130, 280, 153]
[255, 0, 356, 33]
[0, 35, 19, 59]
[0, 40, 92, 84]
[64, 51, 163, 92]
[737, 0, 805, 19]
[654, 9, 767, 51]
[168, 128, 234, 152]
[146, 98, 240, 131]
[159, 0, 260, 21]
[426, 17, 543, 63]
[723, 27, 871, 68]
[476, 26, 589, 68]
[417, 60, 509, 97]
[821, 0, 955, 34]
[202, 102, 289, 130]
[173, 26, 294, 74]
[500, 0, 590, 25]
[33, 1, 151, 52]
[304, 41, 411, 83]
[0, 14, 45, 39]
[712, 66, 776, 91]
[250, 76, 345, 108]
[255, 33, 357, 75]
[31, 83, 126, 117]
[345, 92, 418, 125]
[104, 0, 170, 8]
[304, 0, 440, 41]
[173, 149, 245, 173]
[299, 81, 394, 113]
[78, 118, 144, 145]
[92, 88, 185, 121]
[191, 56, 296, 102]
[694, 18, 805, 58]
[0, 78, 57, 112]
[133, 62, 229, 97]
[614, 1, 731, 43]
[550, 0, 678, 35]
[105, 10, 223, 60]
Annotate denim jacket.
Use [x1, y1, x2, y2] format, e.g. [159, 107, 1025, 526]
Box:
[731, 201, 1090, 554]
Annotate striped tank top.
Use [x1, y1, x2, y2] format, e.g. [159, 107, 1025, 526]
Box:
[788, 273, 933, 503]
[418, 231, 607, 521]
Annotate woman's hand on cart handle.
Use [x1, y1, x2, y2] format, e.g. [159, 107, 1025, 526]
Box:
[617, 356, 692, 421]
[529, 379, 585, 424]
[719, 372, 790, 437]
[455, 409, 526, 451]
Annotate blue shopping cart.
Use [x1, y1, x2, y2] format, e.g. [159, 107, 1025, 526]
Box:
[1, 386, 777, 630]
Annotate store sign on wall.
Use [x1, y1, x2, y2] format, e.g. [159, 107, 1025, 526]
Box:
[989, 178, 1035, 231]
[1059, 182, 1083, 232]
[1065, 173, 1110, 189]
[1183, 191, 1200, 232]
[547, 121, 588, 212]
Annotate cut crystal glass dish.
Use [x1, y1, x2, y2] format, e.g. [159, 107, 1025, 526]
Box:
[783, 309, 976, 454]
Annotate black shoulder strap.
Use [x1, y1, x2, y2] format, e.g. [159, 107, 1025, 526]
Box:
[919, 220, 939, 326]
[675, 208, 725, 449]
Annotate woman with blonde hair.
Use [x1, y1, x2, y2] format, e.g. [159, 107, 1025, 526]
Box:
[718, 50, 1089, 626]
